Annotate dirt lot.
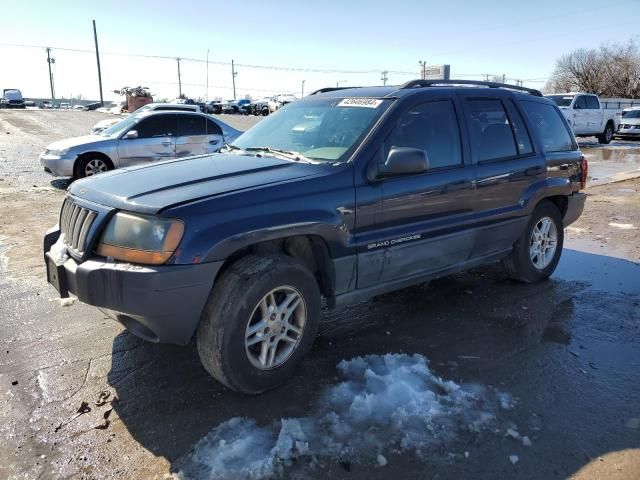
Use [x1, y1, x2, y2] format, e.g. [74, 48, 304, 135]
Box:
[0, 110, 639, 480]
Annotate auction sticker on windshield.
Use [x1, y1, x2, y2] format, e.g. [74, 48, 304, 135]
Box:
[338, 98, 383, 108]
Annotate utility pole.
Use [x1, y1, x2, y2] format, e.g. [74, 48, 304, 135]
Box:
[46, 47, 55, 100]
[92, 20, 104, 107]
[419, 60, 427, 80]
[336, 80, 346, 88]
[176, 58, 182, 98]
[502, 73, 506, 84]
[380, 70, 388, 86]
[231, 59, 237, 100]
[206, 49, 209, 101]
[301, 79, 305, 98]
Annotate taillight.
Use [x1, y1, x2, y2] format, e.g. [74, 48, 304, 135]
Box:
[580, 156, 588, 190]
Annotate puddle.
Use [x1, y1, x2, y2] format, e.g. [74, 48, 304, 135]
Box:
[554, 248, 640, 296]
[582, 145, 640, 186]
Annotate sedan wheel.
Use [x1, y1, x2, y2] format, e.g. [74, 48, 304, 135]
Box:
[84, 158, 109, 177]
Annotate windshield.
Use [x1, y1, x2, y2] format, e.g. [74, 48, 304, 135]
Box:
[546, 95, 575, 107]
[231, 97, 391, 162]
[100, 114, 140, 137]
[622, 110, 640, 119]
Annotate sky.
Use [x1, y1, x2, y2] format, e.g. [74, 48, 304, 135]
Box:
[1, 0, 639, 102]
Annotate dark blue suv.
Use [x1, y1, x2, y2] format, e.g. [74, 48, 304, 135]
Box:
[44, 80, 587, 394]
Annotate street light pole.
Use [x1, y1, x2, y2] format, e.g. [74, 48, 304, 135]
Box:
[336, 80, 347, 88]
[206, 49, 209, 101]
[419, 60, 427, 80]
[301, 79, 305, 98]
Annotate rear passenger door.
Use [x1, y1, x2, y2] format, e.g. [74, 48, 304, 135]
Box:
[176, 114, 208, 157]
[461, 94, 545, 258]
[357, 97, 476, 287]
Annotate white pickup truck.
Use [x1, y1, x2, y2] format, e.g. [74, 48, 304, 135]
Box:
[545, 93, 618, 144]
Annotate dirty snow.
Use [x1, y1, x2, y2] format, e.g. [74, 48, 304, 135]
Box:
[177, 354, 512, 480]
[48, 233, 68, 264]
[608, 222, 636, 230]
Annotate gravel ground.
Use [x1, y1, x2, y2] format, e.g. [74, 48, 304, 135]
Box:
[0, 110, 639, 480]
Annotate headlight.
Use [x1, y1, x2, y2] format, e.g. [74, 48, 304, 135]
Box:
[95, 212, 184, 265]
[46, 148, 70, 157]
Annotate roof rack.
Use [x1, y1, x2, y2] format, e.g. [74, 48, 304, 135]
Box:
[400, 79, 542, 97]
[309, 86, 356, 96]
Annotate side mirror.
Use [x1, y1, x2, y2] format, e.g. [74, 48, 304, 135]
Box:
[573, 103, 581, 109]
[378, 147, 429, 178]
[123, 130, 138, 139]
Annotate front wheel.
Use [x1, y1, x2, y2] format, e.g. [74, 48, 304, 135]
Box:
[74, 155, 112, 179]
[598, 122, 614, 144]
[501, 201, 564, 283]
[197, 254, 321, 394]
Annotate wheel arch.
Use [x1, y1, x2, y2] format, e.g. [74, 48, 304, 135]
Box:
[215, 234, 336, 298]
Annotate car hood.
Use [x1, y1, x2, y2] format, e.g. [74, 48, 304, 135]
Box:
[68, 153, 327, 214]
[47, 135, 113, 151]
[620, 118, 640, 126]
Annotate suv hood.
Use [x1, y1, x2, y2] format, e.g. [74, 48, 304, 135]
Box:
[620, 117, 640, 126]
[68, 153, 327, 214]
[47, 135, 112, 150]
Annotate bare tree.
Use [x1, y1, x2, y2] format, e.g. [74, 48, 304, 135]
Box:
[546, 39, 640, 97]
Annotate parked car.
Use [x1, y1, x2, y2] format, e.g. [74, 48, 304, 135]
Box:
[614, 107, 640, 140]
[90, 103, 201, 135]
[545, 93, 618, 144]
[44, 80, 586, 394]
[40, 110, 242, 178]
[40, 100, 54, 109]
[24, 100, 36, 107]
[222, 99, 252, 114]
[0, 89, 26, 109]
[268, 94, 297, 113]
[205, 100, 224, 114]
[58, 102, 71, 109]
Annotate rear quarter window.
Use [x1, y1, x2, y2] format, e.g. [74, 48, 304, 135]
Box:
[520, 101, 575, 153]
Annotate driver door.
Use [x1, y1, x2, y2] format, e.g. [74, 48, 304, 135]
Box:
[117, 114, 177, 166]
[572, 95, 589, 134]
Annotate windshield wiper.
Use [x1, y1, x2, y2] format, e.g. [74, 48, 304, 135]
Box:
[221, 144, 245, 153]
[244, 146, 315, 163]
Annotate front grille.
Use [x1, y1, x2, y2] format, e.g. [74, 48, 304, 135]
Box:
[59, 198, 97, 256]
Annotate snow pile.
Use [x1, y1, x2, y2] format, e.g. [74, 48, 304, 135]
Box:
[177, 354, 511, 480]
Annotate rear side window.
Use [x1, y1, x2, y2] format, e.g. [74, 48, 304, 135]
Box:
[575, 96, 588, 109]
[135, 114, 177, 138]
[464, 99, 517, 162]
[178, 115, 206, 136]
[506, 101, 533, 155]
[520, 101, 575, 152]
[207, 119, 223, 135]
[586, 96, 600, 109]
[387, 99, 462, 169]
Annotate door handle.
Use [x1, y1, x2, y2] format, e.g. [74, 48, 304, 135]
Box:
[209, 140, 219, 145]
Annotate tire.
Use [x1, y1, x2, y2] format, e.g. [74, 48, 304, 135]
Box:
[197, 254, 321, 394]
[74, 155, 113, 179]
[598, 122, 614, 144]
[501, 200, 564, 283]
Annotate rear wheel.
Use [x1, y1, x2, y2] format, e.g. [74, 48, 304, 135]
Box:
[501, 201, 564, 283]
[197, 254, 321, 394]
[598, 122, 614, 144]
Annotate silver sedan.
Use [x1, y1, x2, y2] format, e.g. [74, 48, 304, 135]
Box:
[40, 111, 242, 178]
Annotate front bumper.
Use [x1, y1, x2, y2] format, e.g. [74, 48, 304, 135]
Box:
[39, 152, 77, 177]
[564, 192, 586, 227]
[615, 128, 640, 138]
[44, 228, 221, 345]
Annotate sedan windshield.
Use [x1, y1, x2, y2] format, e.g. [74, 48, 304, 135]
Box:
[622, 110, 640, 119]
[231, 97, 391, 162]
[546, 95, 575, 107]
[100, 114, 140, 137]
